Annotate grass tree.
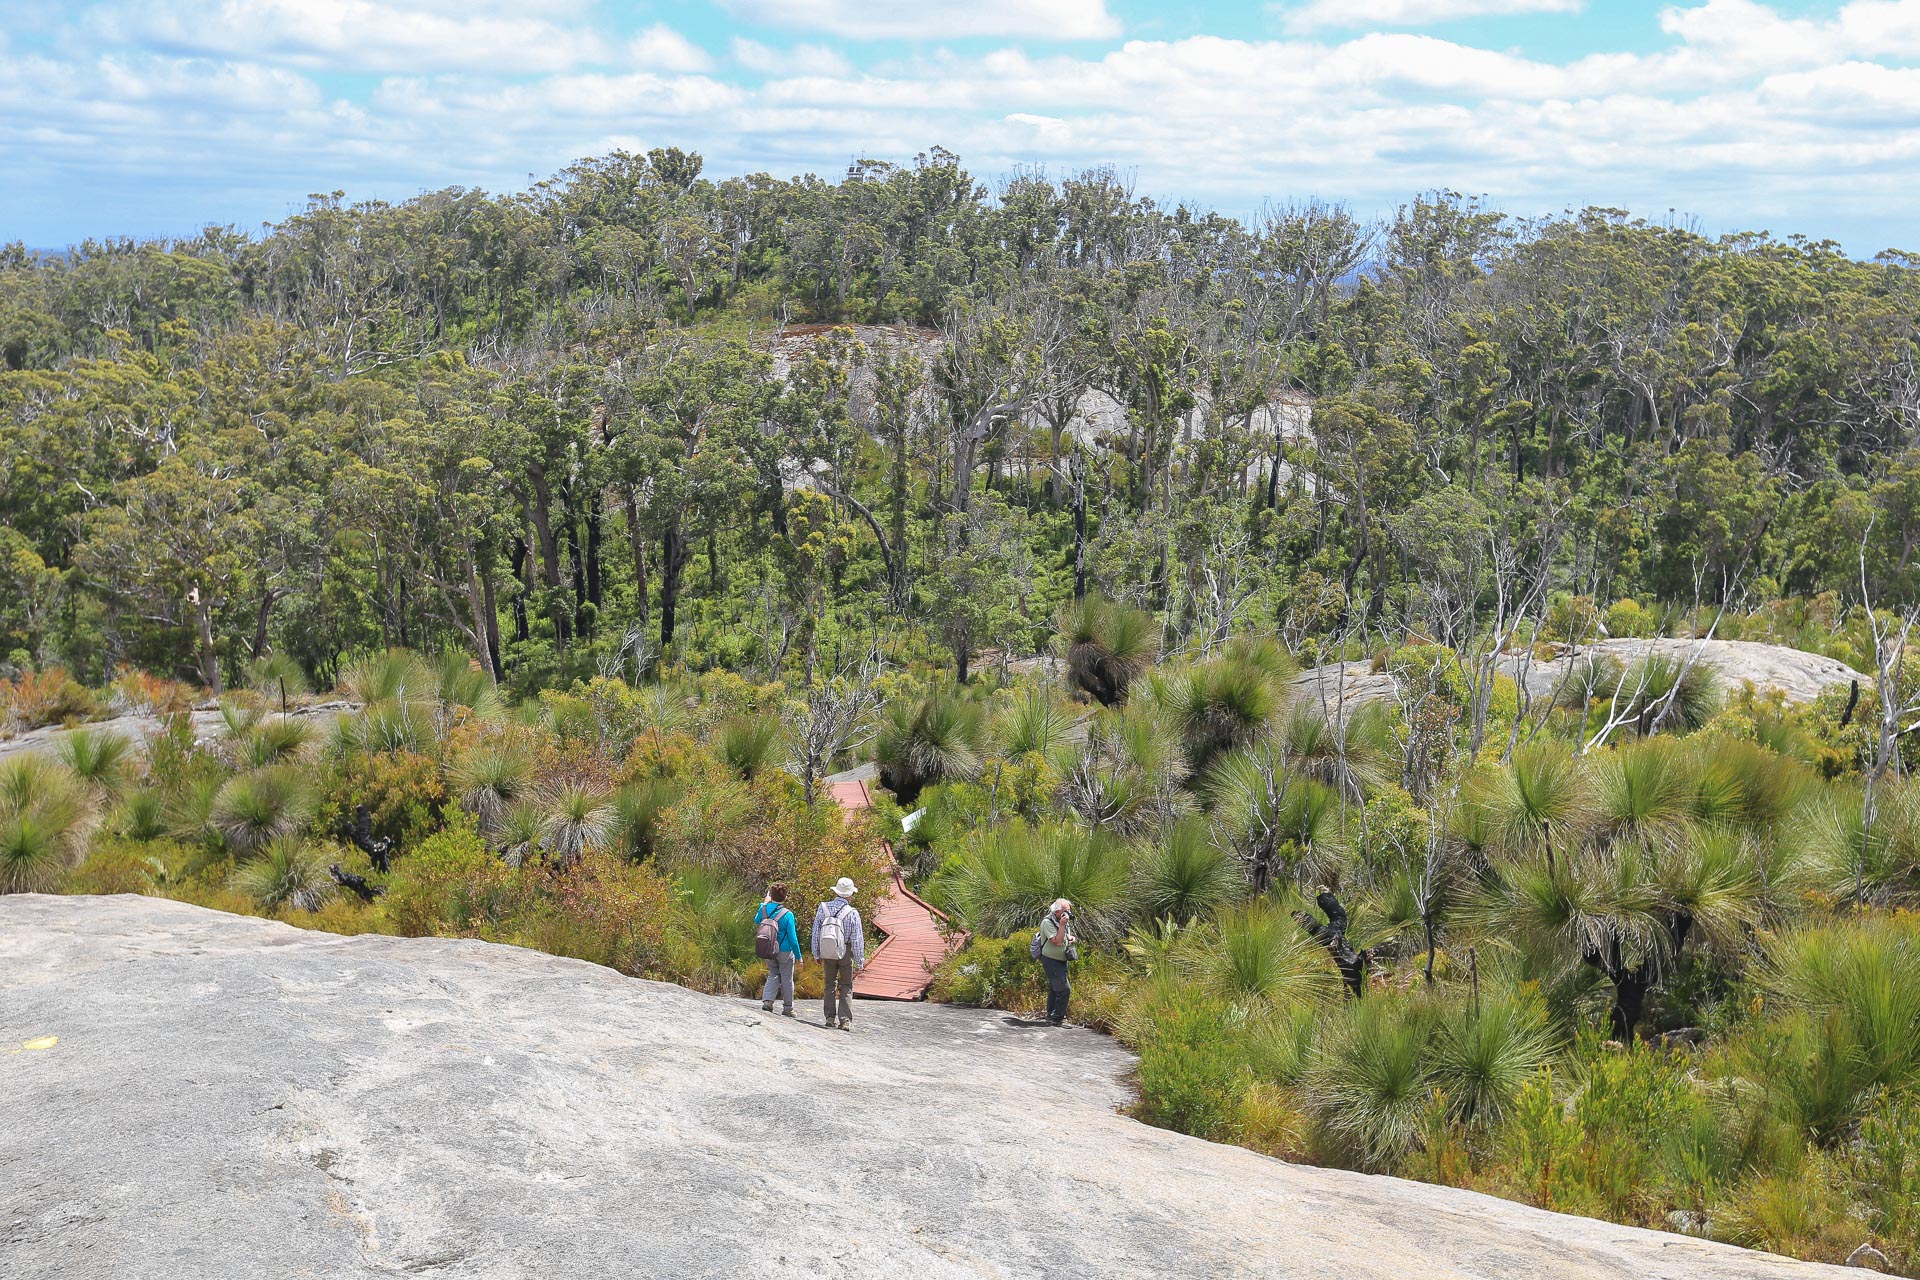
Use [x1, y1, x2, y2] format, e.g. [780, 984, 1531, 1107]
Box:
[993, 684, 1080, 766]
[1132, 817, 1242, 925]
[1592, 737, 1695, 848]
[1427, 980, 1558, 1127]
[1473, 741, 1595, 872]
[229, 837, 335, 912]
[1151, 654, 1283, 782]
[1060, 595, 1158, 707]
[542, 783, 615, 867]
[1279, 700, 1392, 802]
[875, 691, 984, 805]
[939, 820, 1130, 941]
[448, 742, 537, 834]
[0, 754, 93, 893]
[1202, 900, 1338, 1010]
[715, 713, 783, 781]
[54, 728, 135, 802]
[1060, 702, 1187, 836]
[210, 765, 313, 856]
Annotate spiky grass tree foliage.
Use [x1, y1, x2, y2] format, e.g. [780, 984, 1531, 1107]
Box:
[1427, 984, 1558, 1126]
[1060, 595, 1158, 707]
[1132, 818, 1242, 925]
[875, 692, 983, 805]
[1691, 739, 1811, 833]
[1794, 780, 1920, 907]
[244, 651, 309, 698]
[1060, 702, 1187, 836]
[715, 714, 783, 781]
[1471, 843, 1669, 1041]
[542, 783, 615, 867]
[1206, 747, 1345, 891]
[993, 685, 1079, 764]
[1567, 654, 1721, 738]
[1303, 994, 1442, 1170]
[236, 717, 315, 769]
[434, 650, 502, 717]
[1471, 741, 1595, 870]
[1152, 656, 1282, 781]
[940, 821, 1130, 942]
[448, 743, 536, 834]
[1280, 700, 1392, 801]
[55, 727, 134, 800]
[228, 837, 336, 912]
[210, 765, 313, 856]
[114, 787, 169, 842]
[496, 799, 547, 867]
[1766, 915, 1920, 1098]
[1654, 826, 1766, 956]
[673, 865, 757, 973]
[609, 778, 683, 861]
[0, 754, 92, 893]
[1203, 900, 1339, 1010]
[1593, 737, 1695, 847]
[339, 650, 438, 706]
[332, 699, 434, 756]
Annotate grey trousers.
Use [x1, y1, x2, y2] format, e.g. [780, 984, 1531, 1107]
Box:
[761, 952, 795, 1012]
[1042, 956, 1071, 1023]
[821, 956, 856, 1024]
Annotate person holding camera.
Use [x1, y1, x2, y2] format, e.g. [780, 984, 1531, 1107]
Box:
[1033, 898, 1077, 1027]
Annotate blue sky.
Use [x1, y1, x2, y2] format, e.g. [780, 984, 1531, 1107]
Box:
[5, 0, 1919, 252]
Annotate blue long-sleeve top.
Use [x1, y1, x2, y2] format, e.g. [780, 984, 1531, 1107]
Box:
[810, 898, 865, 967]
[754, 901, 802, 957]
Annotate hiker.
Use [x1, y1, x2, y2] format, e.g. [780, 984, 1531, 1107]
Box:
[1033, 898, 1077, 1026]
[754, 883, 801, 1017]
[811, 877, 865, 1031]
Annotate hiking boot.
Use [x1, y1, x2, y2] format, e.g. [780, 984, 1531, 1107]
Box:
[781, 1008, 795, 1018]
[838, 1019, 852, 1031]
[761, 1001, 774, 1012]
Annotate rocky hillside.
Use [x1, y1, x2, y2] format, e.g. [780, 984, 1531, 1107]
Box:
[0, 896, 1856, 1279]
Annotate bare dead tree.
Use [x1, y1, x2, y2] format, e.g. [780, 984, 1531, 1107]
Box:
[1855, 515, 1920, 903]
[787, 646, 883, 806]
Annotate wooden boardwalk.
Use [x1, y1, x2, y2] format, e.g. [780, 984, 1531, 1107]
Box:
[825, 778, 966, 1000]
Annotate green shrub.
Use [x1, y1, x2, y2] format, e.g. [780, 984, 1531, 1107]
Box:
[928, 930, 1047, 1015]
[1605, 599, 1656, 639]
[381, 819, 514, 936]
[1133, 990, 1251, 1141]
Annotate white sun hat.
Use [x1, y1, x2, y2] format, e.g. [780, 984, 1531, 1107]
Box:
[832, 877, 858, 897]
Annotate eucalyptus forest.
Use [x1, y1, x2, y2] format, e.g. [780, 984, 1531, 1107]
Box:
[5, 148, 1920, 1272]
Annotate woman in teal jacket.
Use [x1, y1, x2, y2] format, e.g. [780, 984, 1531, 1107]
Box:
[756, 883, 802, 1016]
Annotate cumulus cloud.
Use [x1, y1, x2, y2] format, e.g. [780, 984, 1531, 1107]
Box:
[91, 0, 607, 73]
[731, 38, 853, 77]
[718, 0, 1121, 41]
[11, 0, 1920, 247]
[1281, 0, 1583, 31]
[628, 24, 715, 73]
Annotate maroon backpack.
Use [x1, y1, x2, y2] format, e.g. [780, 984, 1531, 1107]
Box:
[754, 907, 789, 960]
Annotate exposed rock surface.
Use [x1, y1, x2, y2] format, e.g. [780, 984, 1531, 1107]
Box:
[0, 700, 355, 763]
[1, 896, 1853, 1279]
[1294, 638, 1869, 714]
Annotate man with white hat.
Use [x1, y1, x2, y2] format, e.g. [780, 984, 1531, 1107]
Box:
[811, 876, 866, 1031]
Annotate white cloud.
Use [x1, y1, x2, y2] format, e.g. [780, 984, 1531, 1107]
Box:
[629, 24, 714, 73]
[13, 0, 1920, 248]
[91, 0, 607, 73]
[1282, 0, 1583, 32]
[732, 37, 854, 77]
[718, 0, 1121, 41]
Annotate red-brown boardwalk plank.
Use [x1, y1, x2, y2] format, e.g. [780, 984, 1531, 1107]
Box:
[824, 777, 967, 1000]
